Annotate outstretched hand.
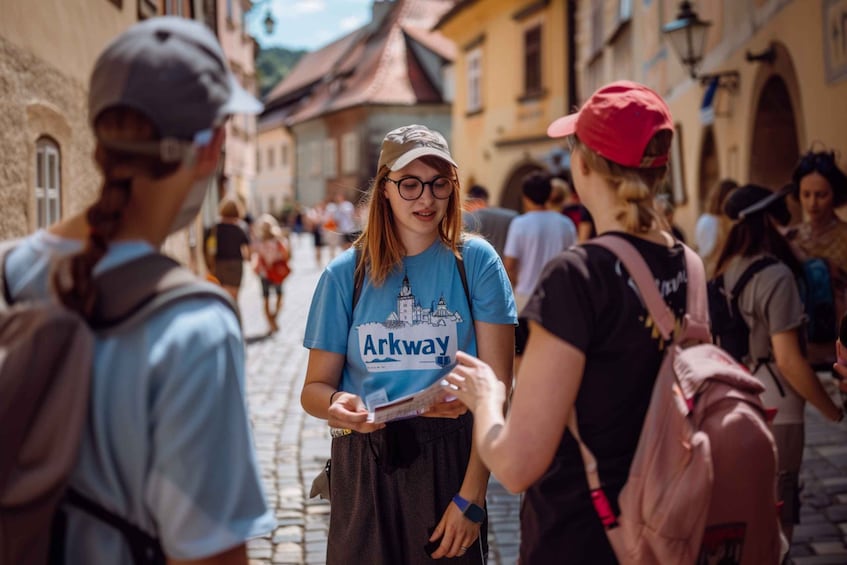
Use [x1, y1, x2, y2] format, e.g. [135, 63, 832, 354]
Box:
[442, 351, 506, 415]
[422, 394, 468, 419]
[328, 392, 385, 434]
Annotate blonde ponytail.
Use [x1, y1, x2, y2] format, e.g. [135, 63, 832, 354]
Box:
[571, 130, 672, 234]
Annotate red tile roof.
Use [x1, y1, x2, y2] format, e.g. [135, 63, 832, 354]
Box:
[265, 0, 456, 126]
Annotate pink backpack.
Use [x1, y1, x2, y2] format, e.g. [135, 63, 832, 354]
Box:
[571, 235, 783, 565]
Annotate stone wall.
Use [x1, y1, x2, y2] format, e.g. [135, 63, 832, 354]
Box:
[0, 35, 204, 270]
[0, 35, 97, 238]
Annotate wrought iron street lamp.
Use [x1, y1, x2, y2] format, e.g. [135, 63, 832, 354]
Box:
[662, 1, 711, 79]
[662, 1, 739, 89]
[247, 0, 276, 37]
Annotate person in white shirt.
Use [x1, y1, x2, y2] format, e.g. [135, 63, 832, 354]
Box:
[503, 171, 577, 364]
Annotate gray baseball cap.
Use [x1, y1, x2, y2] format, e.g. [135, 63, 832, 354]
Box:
[377, 124, 457, 172]
[89, 16, 262, 161]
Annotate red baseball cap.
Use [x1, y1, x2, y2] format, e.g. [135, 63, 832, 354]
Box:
[547, 81, 673, 168]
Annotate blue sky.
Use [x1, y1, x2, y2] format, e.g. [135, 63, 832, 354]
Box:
[247, 0, 373, 51]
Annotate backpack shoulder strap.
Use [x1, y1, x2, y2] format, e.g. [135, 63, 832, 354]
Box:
[352, 247, 365, 312]
[728, 256, 778, 308]
[456, 242, 472, 316]
[62, 488, 165, 565]
[0, 239, 23, 308]
[588, 235, 709, 343]
[89, 253, 238, 331]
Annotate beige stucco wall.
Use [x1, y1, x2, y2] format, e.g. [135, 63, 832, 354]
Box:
[570, 0, 847, 238]
[661, 0, 847, 235]
[0, 0, 134, 238]
[0, 0, 135, 84]
[217, 0, 258, 211]
[255, 124, 295, 216]
[439, 0, 571, 206]
[0, 2, 208, 269]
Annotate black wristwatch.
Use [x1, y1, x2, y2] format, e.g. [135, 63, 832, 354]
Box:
[452, 494, 486, 524]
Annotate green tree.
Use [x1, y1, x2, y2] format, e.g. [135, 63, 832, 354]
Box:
[256, 46, 307, 99]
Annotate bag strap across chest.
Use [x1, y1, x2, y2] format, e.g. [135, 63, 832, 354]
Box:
[588, 234, 710, 344]
[566, 234, 709, 526]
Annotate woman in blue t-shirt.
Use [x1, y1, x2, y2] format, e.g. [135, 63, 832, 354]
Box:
[301, 124, 516, 564]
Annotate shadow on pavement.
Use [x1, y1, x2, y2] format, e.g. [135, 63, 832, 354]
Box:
[245, 332, 274, 345]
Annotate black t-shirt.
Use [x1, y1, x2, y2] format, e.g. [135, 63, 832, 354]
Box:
[215, 222, 250, 260]
[519, 232, 687, 565]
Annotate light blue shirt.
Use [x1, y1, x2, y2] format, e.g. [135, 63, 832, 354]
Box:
[304, 236, 516, 407]
[6, 231, 275, 562]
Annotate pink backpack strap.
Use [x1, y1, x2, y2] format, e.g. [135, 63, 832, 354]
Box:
[569, 234, 712, 530]
[589, 235, 710, 343]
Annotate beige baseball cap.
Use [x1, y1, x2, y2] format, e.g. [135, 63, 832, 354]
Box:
[377, 124, 457, 172]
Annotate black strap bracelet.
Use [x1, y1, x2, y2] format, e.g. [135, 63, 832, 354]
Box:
[330, 390, 343, 407]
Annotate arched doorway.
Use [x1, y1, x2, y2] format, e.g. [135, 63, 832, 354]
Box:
[500, 162, 544, 212]
[698, 127, 718, 212]
[749, 75, 800, 222]
[749, 76, 799, 191]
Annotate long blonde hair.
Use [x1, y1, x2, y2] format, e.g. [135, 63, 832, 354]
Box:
[571, 130, 672, 234]
[355, 155, 463, 286]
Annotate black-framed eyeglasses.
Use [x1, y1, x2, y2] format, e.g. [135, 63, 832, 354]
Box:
[385, 175, 455, 200]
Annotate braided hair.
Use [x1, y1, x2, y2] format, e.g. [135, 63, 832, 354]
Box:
[570, 130, 672, 234]
[53, 107, 181, 318]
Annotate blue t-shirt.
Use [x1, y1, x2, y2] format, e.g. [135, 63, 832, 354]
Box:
[5, 231, 275, 562]
[304, 236, 516, 408]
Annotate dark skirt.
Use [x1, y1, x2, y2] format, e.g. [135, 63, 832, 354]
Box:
[327, 413, 488, 564]
[215, 259, 243, 287]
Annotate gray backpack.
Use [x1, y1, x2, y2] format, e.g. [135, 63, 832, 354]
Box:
[0, 247, 238, 565]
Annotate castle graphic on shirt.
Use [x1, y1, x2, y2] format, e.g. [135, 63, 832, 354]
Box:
[356, 273, 463, 372]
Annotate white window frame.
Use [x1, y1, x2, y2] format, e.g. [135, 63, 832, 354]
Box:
[165, 0, 184, 16]
[342, 133, 359, 174]
[523, 24, 543, 95]
[466, 47, 483, 113]
[310, 141, 321, 177]
[35, 137, 61, 228]
[297, 144, 307, 178]
[324, 139, 338, 178]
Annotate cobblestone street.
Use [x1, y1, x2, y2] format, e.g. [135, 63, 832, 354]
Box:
[241, 235, 847, 565]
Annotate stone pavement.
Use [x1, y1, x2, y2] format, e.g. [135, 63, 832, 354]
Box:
[789, 386, 847, 564]
[239, 235, 847, 565]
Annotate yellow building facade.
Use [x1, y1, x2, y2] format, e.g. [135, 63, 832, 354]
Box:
[437, 0, 575, 210]
[576, 0, 847, 235]
[441, 0, 847, 237]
